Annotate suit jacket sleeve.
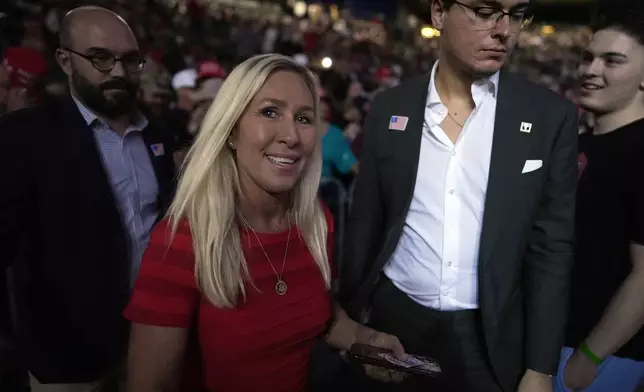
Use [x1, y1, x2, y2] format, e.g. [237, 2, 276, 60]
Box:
[339, 94, 385, 314]
[0, 111, 35, 270]
[524, 102, 578, 375]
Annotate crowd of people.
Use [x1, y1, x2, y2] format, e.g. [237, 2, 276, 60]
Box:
[1, 0, 643, 391]
[0, 0, 593, 153]
[0, 0, 596, 250]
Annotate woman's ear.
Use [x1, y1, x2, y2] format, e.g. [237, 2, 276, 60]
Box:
[226, 124, 239, 150]
[228, 138, 236, 150]
[228, 126, 239, 150]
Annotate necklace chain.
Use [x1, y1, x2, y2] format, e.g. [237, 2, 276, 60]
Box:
[238, 212, 291, 295]
[447, 111, 465, 128]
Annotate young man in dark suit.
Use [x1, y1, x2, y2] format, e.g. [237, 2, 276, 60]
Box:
[0, 6, 176, 391]
[341, 0, 578, 391]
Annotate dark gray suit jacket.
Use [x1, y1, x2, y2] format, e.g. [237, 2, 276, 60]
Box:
[340, 70, 578, 391]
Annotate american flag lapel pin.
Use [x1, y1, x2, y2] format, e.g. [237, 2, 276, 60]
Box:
[389, 115, 409, 131]
[150, 143, 165, 157]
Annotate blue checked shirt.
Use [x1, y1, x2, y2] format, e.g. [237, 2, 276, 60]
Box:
[73, 98, 159, 286]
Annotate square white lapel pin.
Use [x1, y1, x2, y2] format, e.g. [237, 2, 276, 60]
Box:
[150, 143, 165, 157]
[388, 115, 409, 131]
[520, 122, 532, 133]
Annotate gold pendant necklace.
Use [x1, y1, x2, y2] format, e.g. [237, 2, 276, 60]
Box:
[239, 212, 291, 295]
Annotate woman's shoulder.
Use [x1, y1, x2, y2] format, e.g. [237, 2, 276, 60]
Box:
[146, 218, 195, 270]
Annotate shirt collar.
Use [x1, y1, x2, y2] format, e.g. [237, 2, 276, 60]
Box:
[72, 96, 149, 131]
[427, 61, 500, 107]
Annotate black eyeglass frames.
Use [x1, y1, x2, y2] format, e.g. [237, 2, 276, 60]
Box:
[63, 47, 146, 73]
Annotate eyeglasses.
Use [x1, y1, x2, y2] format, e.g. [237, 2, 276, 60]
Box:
[451, 0, 534, 31]
[63, 47, 146, 73]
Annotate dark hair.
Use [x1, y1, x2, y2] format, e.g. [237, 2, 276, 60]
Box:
[439, 0, 532, 9]
[320, 95, 333, 108]
[593, 12, 644, 46]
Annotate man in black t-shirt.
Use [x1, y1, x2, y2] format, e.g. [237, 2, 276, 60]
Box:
[553, 16, 644, 392]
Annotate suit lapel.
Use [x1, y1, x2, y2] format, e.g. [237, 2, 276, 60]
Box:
[358, 74, 430, 302]
[142, 125, 175, 214]
[60, 98, 120, 211]
[393, 73, 431, 218]
[62, 98, 173, 218]
[141, 127, 168, 186]
[478, 71, 534, 276]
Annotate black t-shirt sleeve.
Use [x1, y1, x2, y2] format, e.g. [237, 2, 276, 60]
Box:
[627, 144, 644, 245]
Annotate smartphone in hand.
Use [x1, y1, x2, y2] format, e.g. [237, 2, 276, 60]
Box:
[348, 343, 442, 378]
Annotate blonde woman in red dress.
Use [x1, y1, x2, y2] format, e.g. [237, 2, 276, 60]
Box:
[124, 54, 405, 392]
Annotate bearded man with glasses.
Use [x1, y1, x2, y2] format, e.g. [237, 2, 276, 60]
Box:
[0, 6, 176, 392]
[341, 0, 577, 391]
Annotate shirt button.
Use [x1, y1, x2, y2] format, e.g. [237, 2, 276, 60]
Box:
[443, 291, 450, 296]
[449, 189, 455, 195]
[451, 150, 457, 156]
[447, 261, 453, 267]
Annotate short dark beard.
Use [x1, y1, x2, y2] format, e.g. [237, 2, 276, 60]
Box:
[71, 68, 139, 118]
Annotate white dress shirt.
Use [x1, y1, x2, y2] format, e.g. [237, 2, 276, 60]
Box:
[383, 62, 500, 311]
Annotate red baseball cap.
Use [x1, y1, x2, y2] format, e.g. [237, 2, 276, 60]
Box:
[198, 60, 226, 80]
[3, 46, 48, 88]
[374, 66, 393, 81]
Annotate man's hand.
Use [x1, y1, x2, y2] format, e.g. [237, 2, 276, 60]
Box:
[562, 350, 598, 390]
[354, 326, 407, 383]
[325, 306, 407, 383]
[517, 369, 553, 392]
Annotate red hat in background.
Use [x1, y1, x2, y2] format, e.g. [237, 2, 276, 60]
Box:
[198, 60, 226, 80]
[3, 46, 48, 88]
[374, 66, 393, 81]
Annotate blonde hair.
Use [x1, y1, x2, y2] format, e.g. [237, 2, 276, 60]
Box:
[167, 54, 331, 308]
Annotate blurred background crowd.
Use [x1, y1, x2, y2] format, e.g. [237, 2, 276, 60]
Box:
[0, 0, 629, 389]
[0, 0, 609, 223]
[0, 0, 607, 151]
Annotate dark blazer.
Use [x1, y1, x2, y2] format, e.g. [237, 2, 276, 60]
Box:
[0, 97, 176, 383]
[340, 70, 578, 391]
